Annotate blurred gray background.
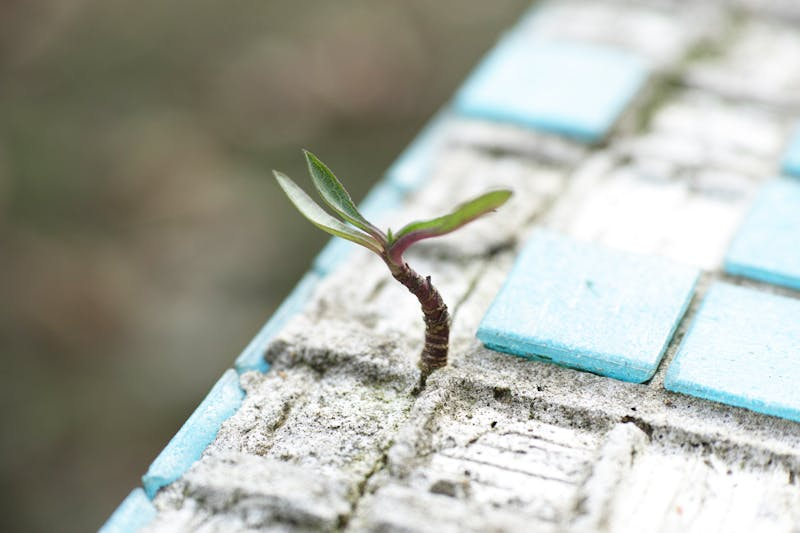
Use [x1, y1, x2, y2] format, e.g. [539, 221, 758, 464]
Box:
[0, 1, 529, 531]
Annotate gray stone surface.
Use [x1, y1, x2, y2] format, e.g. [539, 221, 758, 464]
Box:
[517, 0, 723, 70]
[144, 1, 800, 531]
[684, 18, 800, 109]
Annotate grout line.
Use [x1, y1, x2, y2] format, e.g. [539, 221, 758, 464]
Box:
[648, 272, 713, 390]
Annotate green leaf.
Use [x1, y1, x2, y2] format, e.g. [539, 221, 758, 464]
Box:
[387, 189, 512, 263]
[274, 171, 382, 255]
[395, 190, 512, 241]
[303, 150, 384, 241]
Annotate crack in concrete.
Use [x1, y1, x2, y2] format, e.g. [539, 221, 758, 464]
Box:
[456, 370, 800, 474]
[338, 446, 390, 532]
[256, 389, 305, 457]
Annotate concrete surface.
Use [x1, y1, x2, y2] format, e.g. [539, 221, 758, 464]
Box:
[126, 0, 800, 531]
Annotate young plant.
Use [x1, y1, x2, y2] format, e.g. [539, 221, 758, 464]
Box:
[275, 150, 512, 381]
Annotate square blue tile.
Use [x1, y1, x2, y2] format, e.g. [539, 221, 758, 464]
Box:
[781, 124, 800, 177]
[235, 272, 321, 373]
[454, 35, 648, 143]
[99, 488, 157, 533]
[477, 230, 699, 383]
[725, 178, 800, 291]
[142, 369, 244, 498]
[665, 282, 800, 423]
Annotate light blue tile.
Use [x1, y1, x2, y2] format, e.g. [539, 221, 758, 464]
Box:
[357, 181, 407, 223]
[665, 282, 800, 423]
[313, 238, 355, 277]
[725, 178, 800, 291]
[781, 124, 800, 178]
[477, 230, 699, 383]
[99, 488, 156, 533]
[235, 272, 321, 373]
[312, 181, 405, 276]
[385, 110, 451, 193]
[142, 369, 244, 498]
[454, 36, 648, 143]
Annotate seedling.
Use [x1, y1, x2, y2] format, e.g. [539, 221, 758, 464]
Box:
[275, 150, 512, 381]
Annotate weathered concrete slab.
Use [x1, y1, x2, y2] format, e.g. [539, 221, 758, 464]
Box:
[348, 358, 800, 533]
[448, 118, 589, 166]
[146, 452, 353, 532]
[614, 90, 790, 178]
[126, 1, 800, 531]
[545, 152, 757, 270]
[684, 18, 800, 109]
[546, 89, 789, 270]
[519, 0, 723, 70]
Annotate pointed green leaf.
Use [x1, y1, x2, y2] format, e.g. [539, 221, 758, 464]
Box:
[303, 150, 385, 240]
[395, 190, 512, 241]
[388, 189, 512, 263]
[274, 171, 382, 255]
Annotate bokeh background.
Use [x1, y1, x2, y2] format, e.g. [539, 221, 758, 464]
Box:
[0, 1, 530, 531]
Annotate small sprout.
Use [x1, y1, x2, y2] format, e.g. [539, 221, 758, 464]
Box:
[275, 150, 512, 383]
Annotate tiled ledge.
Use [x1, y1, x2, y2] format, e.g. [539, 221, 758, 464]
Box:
[102, 1, 800, 531]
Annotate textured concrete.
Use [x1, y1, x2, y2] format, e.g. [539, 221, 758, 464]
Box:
[518, 0, 722, 70]
[684, 17, 800, 109]
[129, 0, 800, 531]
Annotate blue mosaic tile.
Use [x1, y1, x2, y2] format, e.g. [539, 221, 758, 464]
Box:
[142, 369, 244, 498]
[386, 110, 451, 193]
[312, 238, 354, 277]
[725, 178, 800, 291]
[477, 230, 699, 383]
[99, 488, 156, 533]
[454, 35, 648, 143]
[781, 124, 800, 177]
[665, 282, 800, 423]
[235, 272, 321, 373]
[313, 181, 405, 275]
[358, 180, 407, 223]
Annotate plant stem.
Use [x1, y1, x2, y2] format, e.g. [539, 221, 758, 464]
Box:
[387, 261, 450, 381]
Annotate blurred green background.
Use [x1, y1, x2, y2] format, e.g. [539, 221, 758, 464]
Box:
[0, 1, 529, 531]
